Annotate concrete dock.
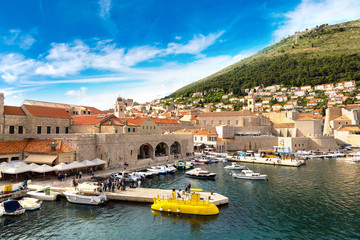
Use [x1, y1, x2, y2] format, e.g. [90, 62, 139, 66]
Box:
[28, 184, 229, 206]
[229, 157, 305, 167]
[0, 190, 28, 203]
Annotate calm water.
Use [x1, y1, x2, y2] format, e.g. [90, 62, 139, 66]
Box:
[1, 159, 359, 240]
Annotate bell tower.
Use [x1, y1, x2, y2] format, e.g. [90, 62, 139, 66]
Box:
[247, 90, 255, 112]
[114, 96, 125, 118]
[0, 93, 4, 134]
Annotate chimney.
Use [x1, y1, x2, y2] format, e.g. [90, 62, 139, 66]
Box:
[49, 142, 58, 152]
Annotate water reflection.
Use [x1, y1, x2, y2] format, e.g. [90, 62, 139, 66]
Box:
[152, 210, 218, 236]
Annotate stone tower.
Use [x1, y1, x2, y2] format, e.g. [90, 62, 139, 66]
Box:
[247, 90, 255, 112]
[114, 96, 125, 118]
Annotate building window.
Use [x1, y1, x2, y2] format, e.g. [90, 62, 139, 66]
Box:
[47, 126, 51, 134]
[83, 111, 86, 114]
[150, 126, 152, 129]
[214, 137, 217, 141]
[219, 120, 222, 125]
[128, 128, 131, 132]
[37, 126, 42, 134]
[131, 150, 133, 155]
[65, 127, 69, 134]
[154, 126, 156, 129]
[18, 126, 23, 134]
[236, 120, 239, 125]
[142, 126, 144, 129]
[56, 127, 60, 134]
[200, 137, 203, 141]
[211, 120, 214, 125]
[228, 120, 230, 125]
[132, 128, 135, 132]
[9, 126, 15, 134]
[195, 136, 197, 141]
[203, 120, 206, 125]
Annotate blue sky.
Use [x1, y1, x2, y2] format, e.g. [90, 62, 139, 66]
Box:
[0, 0, 359, 109]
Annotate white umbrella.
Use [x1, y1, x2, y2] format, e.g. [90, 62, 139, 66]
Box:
[0, 162, 11, 167]
[91, 158, 107, 166]
[28, 163, 40, 170]
[68, 161, 86, 170]
[32, 164, 55, 173]
[2, 164, 32, 176]
[53, 163, 71, 171]
[80, 160, 96, 167]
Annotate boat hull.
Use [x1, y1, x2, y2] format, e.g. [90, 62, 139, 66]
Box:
[151, 199, 219, 216]
[63, 191, 107, 205]
[27, 191, 59, 201]
[185, 173, 216, 180]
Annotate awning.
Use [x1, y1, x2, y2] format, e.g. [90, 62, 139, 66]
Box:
[194, 143, 203, 147]
[24, 154, 58, 165]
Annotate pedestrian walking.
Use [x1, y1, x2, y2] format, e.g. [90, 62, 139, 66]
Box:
[79, 171, 82, 179]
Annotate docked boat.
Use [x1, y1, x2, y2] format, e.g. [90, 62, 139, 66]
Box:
[0, 207, 3, 217]
[224, 162, 246, 170]
[151, 191, 219, 216]
[194, 157, 209, 164]
[0, 200, 26, 215]
[232, 169, 267, 180]
[27, 187, 61, 201]
[174, 160, 194, 170]
[185, 168, 216, 180]
[19, 197, 42, 210]
[63, 191, 107, 205]
[110, 171, 140, 181]
[345, 152, 360, 162]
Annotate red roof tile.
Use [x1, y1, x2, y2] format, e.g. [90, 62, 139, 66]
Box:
[4, 106, 25, 115]
[0, 141, 27, 154]
[72, 115, 112, 125]
[0, 140, 74, 154]
[151, 118, 179, 124]
[120, 117, 148, 125]
[84, 106, 105, 114]
[23, 105, 71, 119]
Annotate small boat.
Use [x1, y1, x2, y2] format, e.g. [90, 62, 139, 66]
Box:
[185, 168, 216, 180]
[110, 171, 140, 181]
[27, 187, 61, 201]
[0, 200, 26, 215]
[63, 191, 107, 205]
[0, 207, 3, 217]
[194, 157, 209, 164]
[147, 166, 168, 175]
[224, 162, 246, 170]
[151, 190, 219, 216]
[19, 197, 42, 210]
[174, 161, 194, 170]
[232, 169, 267, 180]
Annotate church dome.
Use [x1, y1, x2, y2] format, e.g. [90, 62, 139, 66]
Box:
[117, 96, 123, 101]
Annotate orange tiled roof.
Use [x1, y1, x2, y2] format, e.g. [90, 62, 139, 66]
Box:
[25, 140, 74, 153]
[334, 115, 351, 121]
[120, 117, 148, 125]
[0, 140, 74, 154]
[338, 126, 360, 132]
[0, 141, 27, 154]
[4, 106, 25, 115]
[72, 114, 112, 125]
[151, 118, 179, 124]
[176, 128, 217, 135]
[23, 105, 71, 119]
[84, 106, 105, 114]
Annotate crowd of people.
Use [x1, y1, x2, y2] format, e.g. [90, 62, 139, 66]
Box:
[92, 178, 142, 192]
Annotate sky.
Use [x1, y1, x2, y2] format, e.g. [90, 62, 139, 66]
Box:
[0, 0, 359, 110]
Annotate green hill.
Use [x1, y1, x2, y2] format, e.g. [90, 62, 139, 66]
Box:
[169, 19, 360, 98]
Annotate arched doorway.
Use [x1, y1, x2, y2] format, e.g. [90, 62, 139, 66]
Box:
[170, 141, 181, 155]
[155, 142, 169, 157]
[138, 143, 154, 160]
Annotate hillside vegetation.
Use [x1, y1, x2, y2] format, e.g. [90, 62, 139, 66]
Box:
[169, 19, 360, 98]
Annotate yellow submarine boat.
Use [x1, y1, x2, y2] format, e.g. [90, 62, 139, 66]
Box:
[151, 189, 219, 216]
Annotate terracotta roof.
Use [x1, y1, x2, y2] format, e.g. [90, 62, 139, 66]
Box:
[0, 141, 27, 154]
[119, 117, 149, 125]
[176, 129, 217, 135]
[72, 115, 113, 125]
[334, 115, 351, 121]
[199, 110, 254, 117]
[151, 118, 179, 124]
[338, 126, 360, 132]
[22, 105, 71, 119]
[25, 140, 74, 153]
[4, 106, 25, 115]
[0, 140, 74, 154]
[298, 116, 316, 121]
[84, 106, 105, 115]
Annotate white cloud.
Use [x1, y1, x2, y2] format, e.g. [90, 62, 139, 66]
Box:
[175, 36, 182, 40]
[2, 29, 36, 50]
[274, 0, 360, 40]
[99, 0, 112, 18]
[0, 53, 37, 83]
[165, 31, 225, 56]
[66, 87, 88, 97]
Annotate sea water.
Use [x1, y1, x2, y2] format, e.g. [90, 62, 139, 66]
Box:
[0, 159, 359, 240]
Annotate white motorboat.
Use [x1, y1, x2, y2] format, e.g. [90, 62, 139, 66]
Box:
[147, 166, 167, 175]
[110, 171, 140, 181]
[224, 162, 246, 170]
[0, 207, 3, 217]
[232, 169, 267, 180]
[185, 168, 216, 180]
[0, 200, 26, 215]
[27, 187, 61, 201]
[63, 191, 107, 205]
[19, 197, 42, 210]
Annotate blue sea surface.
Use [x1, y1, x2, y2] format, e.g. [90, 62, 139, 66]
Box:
[0, 159, 359, 240]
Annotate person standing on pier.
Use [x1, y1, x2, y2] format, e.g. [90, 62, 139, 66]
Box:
[79, 171, 82, 179]
[188, 182, 191, 192]
[137, 179, 141, 188]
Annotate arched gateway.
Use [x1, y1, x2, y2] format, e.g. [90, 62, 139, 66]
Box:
[138, 143, 154, 160]
[170, 141, 181, 155]
[155, 142, 169, 157]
